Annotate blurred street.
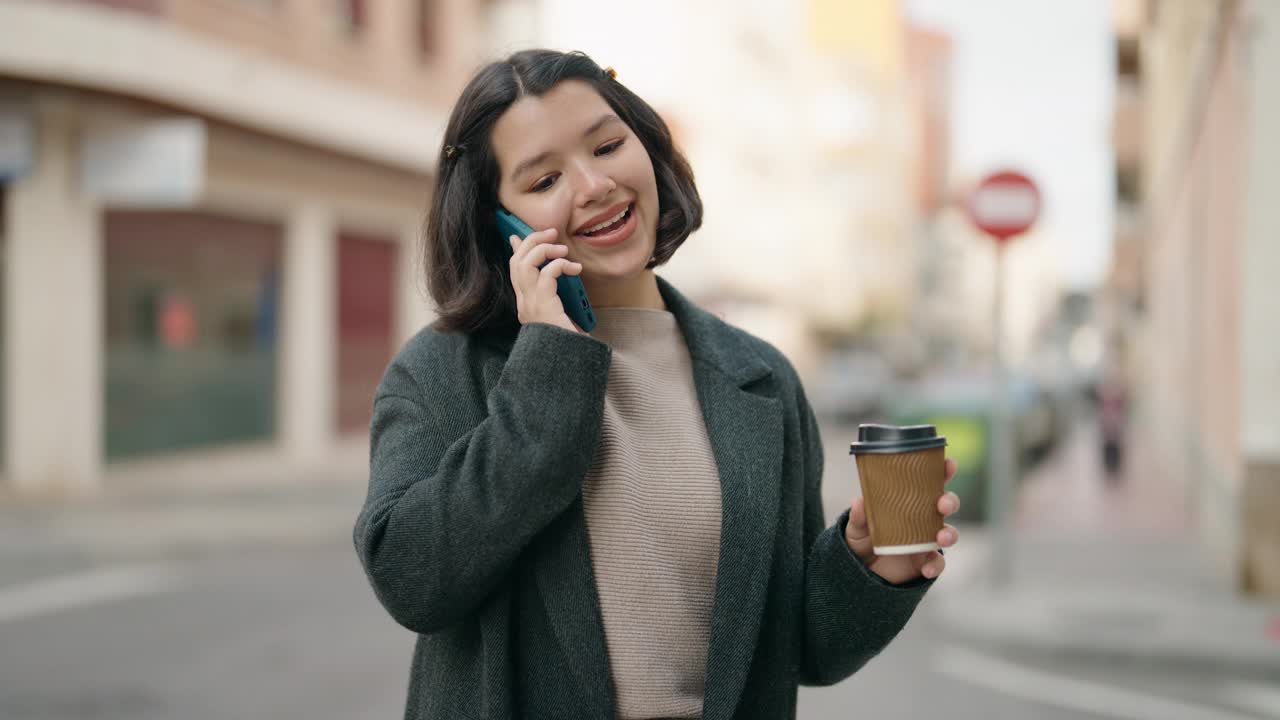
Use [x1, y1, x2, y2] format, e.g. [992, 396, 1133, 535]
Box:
[1, 413, 1275, 720]
[2, 0, 1279, 718]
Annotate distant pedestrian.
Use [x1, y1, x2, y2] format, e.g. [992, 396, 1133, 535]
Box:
[1098, 357, 1129, 480]
[353, 49, 962, 720]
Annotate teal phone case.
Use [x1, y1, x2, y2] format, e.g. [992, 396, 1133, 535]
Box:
[496, 207, 596, 332]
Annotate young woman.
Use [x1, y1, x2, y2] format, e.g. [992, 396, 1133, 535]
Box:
[354, 49, 961, 720]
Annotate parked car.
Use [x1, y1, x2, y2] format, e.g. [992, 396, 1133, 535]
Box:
[810, 349, 897, 423]
[879, 369, 1064, 523]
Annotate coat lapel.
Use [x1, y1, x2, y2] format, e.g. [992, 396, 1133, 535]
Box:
[532, 497, 615, 716]
[658, 278, 784, 720]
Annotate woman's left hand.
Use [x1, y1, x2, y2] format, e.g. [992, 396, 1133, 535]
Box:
[845, 458, 961, 585]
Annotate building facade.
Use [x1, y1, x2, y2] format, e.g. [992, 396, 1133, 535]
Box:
[1110, 0, 1280, 596]
[0, 0, 502, 494]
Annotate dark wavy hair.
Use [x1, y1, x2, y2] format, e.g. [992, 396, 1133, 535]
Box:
[423, 49, 703, 335]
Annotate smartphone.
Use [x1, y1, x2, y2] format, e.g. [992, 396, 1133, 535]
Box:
[496, 207, 596, 332]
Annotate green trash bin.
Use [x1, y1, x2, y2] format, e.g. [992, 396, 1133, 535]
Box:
[889, 410, 989, 523]
[882, 370, 1056, 524]
[883, 379, 994, 524]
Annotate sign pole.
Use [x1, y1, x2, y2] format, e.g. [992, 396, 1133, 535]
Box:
[989, 243, 1013, 588]
[964, 168, 1041, 592]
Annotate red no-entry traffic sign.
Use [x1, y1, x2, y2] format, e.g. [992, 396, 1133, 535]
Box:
[966, 170, 1041, 243]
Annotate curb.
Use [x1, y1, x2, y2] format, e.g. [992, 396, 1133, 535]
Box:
[0, 484, 365, 567]
[930, 586, 1280, 681]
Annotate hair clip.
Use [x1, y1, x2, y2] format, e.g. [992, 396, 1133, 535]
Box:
[604, 66, 617, 80]
[444, 144, 457, 159]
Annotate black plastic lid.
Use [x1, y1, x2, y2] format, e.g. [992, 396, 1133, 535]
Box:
[849, 424, 947, 455]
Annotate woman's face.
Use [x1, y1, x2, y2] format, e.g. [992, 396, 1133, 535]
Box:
[492, 80, 660, 285]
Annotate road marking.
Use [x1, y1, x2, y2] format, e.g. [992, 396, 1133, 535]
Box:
[934, 644, 1257, 720]
[0, 564, 186, 624]
[1224, 681, 1280, 719]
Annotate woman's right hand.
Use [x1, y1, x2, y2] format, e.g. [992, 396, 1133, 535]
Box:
[508, 228, 585, 335]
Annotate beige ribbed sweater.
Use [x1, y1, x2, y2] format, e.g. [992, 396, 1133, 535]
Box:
[583, 307, 722, 720]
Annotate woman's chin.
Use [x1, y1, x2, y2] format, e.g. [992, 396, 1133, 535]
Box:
[579, 255, 653, 284]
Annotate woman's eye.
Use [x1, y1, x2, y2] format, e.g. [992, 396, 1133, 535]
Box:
[595, 140, 624, 156]
[530, 174, 558, 193]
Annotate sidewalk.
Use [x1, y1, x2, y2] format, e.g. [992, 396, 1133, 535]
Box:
[0, 444, 369, 584]
[930, 418, 1280, 680]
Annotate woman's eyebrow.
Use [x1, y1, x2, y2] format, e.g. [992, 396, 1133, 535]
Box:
[582, 113, 623, 138]
[510, 114, 624, 182]
[511, 151, 553, 182]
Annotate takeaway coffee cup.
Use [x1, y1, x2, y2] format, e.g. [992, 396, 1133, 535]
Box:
[849, 424, 948, 555]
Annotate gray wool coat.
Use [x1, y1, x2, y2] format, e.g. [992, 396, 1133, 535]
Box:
[354, 276, 934, 720]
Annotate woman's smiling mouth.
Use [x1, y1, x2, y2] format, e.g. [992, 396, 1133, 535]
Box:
[574, 202, 636, 247]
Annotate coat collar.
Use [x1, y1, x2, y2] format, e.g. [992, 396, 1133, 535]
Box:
[654, 275, 774, 389]
[495, 275, 783, 719]
[479, 275, 773, 389]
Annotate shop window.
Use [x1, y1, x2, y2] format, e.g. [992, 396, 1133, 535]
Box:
[1117, 37, 1141, 79]
[74, 0, 164, 15]
[336, 0, 367, 35]
[0, 184, 6, 469]
[1116, 166, 1140, 204]
[104, 211, 281, 459]
[418, 0, 437, 57]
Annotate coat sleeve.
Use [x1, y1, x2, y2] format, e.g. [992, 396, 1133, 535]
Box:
[353, 323, 611, 634]
[796, 382, 935, 686]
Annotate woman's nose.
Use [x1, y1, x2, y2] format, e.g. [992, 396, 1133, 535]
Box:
[575, 167, 616, 206]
